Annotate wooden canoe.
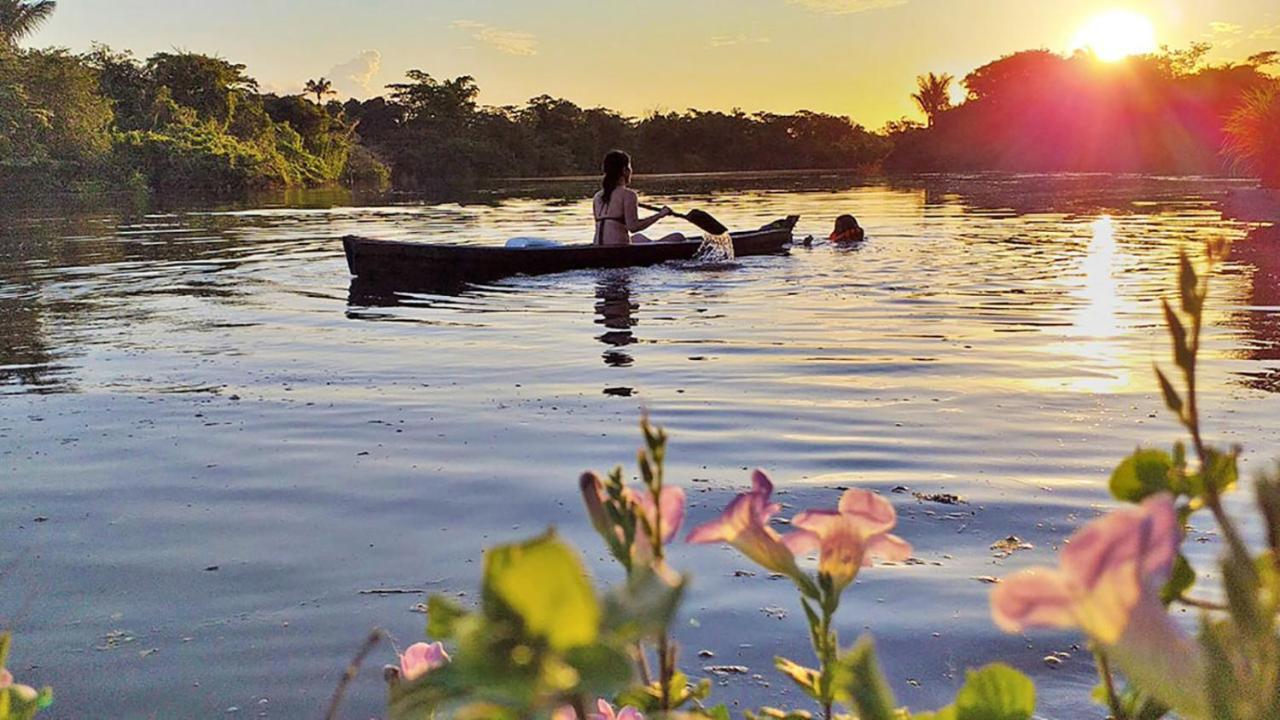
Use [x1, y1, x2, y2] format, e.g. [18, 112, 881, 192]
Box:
[342, 216, 798, 288]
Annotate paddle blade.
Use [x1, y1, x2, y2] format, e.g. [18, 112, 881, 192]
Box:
[684, 209, 729, 235]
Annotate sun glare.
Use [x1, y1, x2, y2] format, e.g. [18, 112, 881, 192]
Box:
[1071, 9, 1158, 62]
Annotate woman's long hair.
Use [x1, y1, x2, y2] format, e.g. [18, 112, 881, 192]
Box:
[601, 150, 631, 206]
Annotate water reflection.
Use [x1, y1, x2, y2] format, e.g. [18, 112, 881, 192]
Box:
[595, 270, 638, 367]
[1229, 226, 1280, 393]
[1039, 214, 1139, 394]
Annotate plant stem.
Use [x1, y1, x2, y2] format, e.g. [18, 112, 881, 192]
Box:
[1095, 649, 1126, 720]
[324, 629, 385, 720]
[658, 634, 674, 713]
[1175, 594, 1228, 611]
[813, 593, 837, 720]
[635, 641, 653, 685]
[1181, 275, 1251, 563]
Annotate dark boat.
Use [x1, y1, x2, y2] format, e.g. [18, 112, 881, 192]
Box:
[342, 216, 798, 288]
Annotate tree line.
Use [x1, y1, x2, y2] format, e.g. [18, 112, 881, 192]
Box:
[0, 0, 1277, 195]
[889, 44, 1279, 184]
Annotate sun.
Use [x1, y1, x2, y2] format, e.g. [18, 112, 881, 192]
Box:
[1071, 9, 1158, 62]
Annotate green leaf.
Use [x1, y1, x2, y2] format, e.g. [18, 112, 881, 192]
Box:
[482, 530, 600, 650]
[601, 566, 686, 642]
[1256, 470, 1280, 553]
[1110, 449, 1175, 502]
[1154, 367, 1183, 417]
[1222, 550, 1265, 638]
[563, 643, 634, 699]
[1201, 617, 1242, 720]
[833, 635, 899, 720]
[1160, 554, 1196, 606]
[1199, 447, 1239, 497]
[1178, 250, 1201, 317]
[427, 594, 469, 640]
[953, 663, 1035, 720]
[702, 705, 733, 720]
[1162, 300, 1193, 372]
[774, 656, 821, 700]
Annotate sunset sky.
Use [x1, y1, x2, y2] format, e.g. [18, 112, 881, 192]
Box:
[32, 0, 1280, 128]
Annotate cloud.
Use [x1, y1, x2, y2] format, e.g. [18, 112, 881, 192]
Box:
[1206, 21, 1244, 47]
[785, 0, 908, 14]
[1250, 23, 1280, 40]
[452, 20, 538, 56]
[327, 50, 382, 98]
[709, 34, 772, 48]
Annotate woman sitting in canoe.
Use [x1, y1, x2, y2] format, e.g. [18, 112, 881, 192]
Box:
[593, 150, 685, 246]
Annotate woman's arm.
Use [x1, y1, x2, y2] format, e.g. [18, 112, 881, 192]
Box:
[623, 191, 669, 233]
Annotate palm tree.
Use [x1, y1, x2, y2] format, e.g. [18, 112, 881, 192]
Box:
[304, 77, 335, 105]
[1224, 87, 1280, 189]
[911, 72, 954, 128]
[0, 0, 56, 48]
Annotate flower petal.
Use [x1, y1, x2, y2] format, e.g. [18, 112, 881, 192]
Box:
[1061, 494, 1179, 594]
[658, 486, 686, 541]
[579, 472, 612, 538]
[687, 493, 749, 544]
[865, 533, 912, 564]
[990, 568, 1077, 633]
[782, 529, 820, 555]
[837, 489, 897, 533]
[400, 641, 450, 681]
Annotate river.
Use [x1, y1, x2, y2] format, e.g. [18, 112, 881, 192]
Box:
[1, 173, 1277, 718]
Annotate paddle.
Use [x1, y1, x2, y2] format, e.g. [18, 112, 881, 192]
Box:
[639, 202, 729, 235]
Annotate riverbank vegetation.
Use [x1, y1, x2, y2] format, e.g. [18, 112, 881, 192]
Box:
[887, 44, 1280, 181]
[0, 0, 1277, 196]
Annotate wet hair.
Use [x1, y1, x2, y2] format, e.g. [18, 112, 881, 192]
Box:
[833, 214, 861, 234]
[830, 214, 865, 243]
[601, 150, 631, 206]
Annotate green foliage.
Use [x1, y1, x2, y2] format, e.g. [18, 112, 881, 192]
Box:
[1224, 86, 1280, 188]
[392, 532, 645, 719]
[911, 72, 954, 127]
[112, 122, 295, 192]
[0, 0, 55, 48]
[0, 36, 382, 195]
[833, 637, 900, 720]
[887, 44, 1280, 175]
[145, 51, 256, 126]
[484, 531, 601, 651]
[1109, 449, 1175, 502]
[0, 634, 53, 720]
[0, 48, 112, 165]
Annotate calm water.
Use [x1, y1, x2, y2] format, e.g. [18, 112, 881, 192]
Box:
[2, 175, 1278, 719]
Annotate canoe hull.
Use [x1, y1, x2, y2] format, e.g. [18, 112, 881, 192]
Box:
[341, 217, 797, 288]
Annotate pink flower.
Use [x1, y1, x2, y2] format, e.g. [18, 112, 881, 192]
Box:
[399, 641, 449, 682]
[589, 698, 644, 720]
[549, 700, 644, 720]
[0, 668, 38, 703]
[784, 489, 912, 591]
[580, 472, 614, 539]
[627, 485, 686, 563]
[990, 494, 1204, 717]
[580, 471, 686, 567]
[686, 470, 805, 580]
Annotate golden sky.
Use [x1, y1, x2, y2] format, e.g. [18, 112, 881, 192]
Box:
[35, 0, 1280, 128]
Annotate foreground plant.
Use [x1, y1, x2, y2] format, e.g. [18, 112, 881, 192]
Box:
[0, 634, 51, 720]
[687, 472, 910, 719]
[371, 241, 1280, 720]
[988, 239, 1280, 720]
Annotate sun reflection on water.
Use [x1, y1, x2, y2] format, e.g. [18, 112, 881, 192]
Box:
[1048, 215, 1138, 394]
